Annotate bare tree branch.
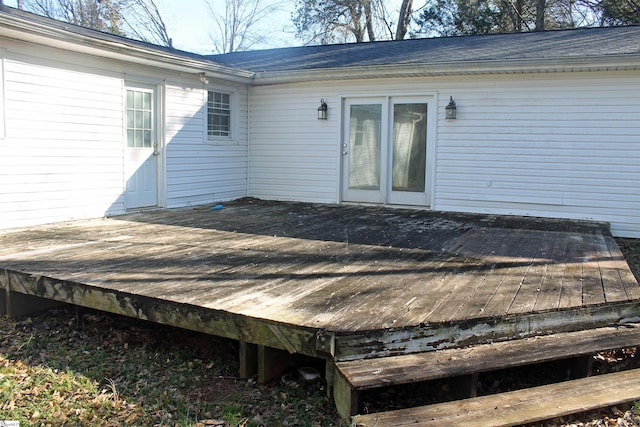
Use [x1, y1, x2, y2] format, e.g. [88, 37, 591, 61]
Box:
[21, 0, 172, 46]
[208, 0, 283, 53]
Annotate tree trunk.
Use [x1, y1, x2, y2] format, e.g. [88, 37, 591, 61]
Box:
[395, 0, 413, 40]
[515, 0, 523, 31]
[535, 0, 546, 31]
[364, 0, 376, 41]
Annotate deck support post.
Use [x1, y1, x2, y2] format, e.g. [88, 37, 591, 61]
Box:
[0, 290, 6, 316]
[239, 343, 295, 383]
[257, 345, 294, 384]
[564, 355, 593, 379]
[1, 269, 7, 316]
[327, 362, 358, 420]
[1, 271, 63, 318]
[6, 291, 63, 318]
[451, 372, 479, 398]
[239, 341, 258, 379]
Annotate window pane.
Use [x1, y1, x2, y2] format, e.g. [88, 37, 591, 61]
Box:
[135, 130, 142, 147]
[143, 130, 151, 147]
[349, 104, 381, 190]
[143, 92, 151, 110]
[134, 92, 142, 109]
[126, 88, 154, 148]
[207, 90, 231, 137]
[392, 103, 427, 192]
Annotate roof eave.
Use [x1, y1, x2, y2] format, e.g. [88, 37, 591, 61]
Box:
[251, 55, 640, 85]
[0, 11, 254, 84]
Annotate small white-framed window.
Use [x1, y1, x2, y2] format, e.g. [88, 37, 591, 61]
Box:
[207, 90, 231, 138]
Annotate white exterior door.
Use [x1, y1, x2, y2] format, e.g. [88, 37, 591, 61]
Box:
[342, 96, 433, 206]
[125, 84, 160, 210]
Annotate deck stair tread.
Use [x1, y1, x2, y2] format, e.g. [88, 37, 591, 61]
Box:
[337, 323, 640, 390]
[351, 367, 640, 427]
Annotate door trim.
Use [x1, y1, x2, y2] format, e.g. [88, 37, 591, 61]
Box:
[123, 80, 164, 210]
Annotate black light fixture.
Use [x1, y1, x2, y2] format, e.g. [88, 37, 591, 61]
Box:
[445, 96, 457, 120]
[317, 99, 328, 120]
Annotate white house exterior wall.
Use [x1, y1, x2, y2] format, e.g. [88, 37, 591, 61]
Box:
[247, 72, 640, 238]
[0, 39, 248, 230]
[164, 80, 248, 208]
[248, 85, 340, 203]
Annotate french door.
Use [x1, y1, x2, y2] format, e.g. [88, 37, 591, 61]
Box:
[342, 96, 432, 206]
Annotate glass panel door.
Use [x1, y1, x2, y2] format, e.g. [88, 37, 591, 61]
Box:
[388, 101, 429, 206]
[342, 96, 432, 206]
[342, 99, 387, 203]
[124, 84, 159, 209]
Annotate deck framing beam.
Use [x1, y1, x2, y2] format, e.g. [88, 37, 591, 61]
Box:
[1, 269, 330, 359]
[334, 302, 640, 361]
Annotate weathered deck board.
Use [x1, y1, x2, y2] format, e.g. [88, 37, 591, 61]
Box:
[352, 368, 640, 427]
[1, 200, 639, 360]
[337, 324, 640, 390]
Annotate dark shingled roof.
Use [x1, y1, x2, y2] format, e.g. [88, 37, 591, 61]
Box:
[207, 25, 640, 73]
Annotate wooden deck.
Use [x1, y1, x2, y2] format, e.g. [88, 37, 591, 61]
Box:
[1, 199, 639, 364]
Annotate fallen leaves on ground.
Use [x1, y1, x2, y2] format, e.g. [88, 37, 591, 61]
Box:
[0, 308, 341, 426]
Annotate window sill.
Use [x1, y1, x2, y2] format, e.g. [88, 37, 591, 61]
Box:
[206, 138, 239, 146]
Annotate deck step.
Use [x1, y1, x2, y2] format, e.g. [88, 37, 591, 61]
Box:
[352, 367, 640, 426]
[329, 323, 640, 419]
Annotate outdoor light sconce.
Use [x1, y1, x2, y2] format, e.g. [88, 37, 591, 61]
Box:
[317, 99, 328, 120]
[199, 72, 209, 85]
[445, 96, 457, 119]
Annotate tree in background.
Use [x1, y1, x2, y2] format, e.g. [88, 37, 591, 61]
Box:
[207, 0, 283, 53]
[119, 0, 170, 46]
[599, 0, 640, 24]
[415, 0, 608, 36]
[293, 0, 414, 44]
[19, 0, 171, 46]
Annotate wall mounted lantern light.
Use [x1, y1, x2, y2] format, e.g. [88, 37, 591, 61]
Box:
[317, 99, 328, 120]
[445, 96, 457, 120]
[199, 72, 209, 85]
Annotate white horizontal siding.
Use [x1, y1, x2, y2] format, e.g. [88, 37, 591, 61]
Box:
[164, 81, 248, 207]
[433, 73, 640, 238]
[430, 73, 638, 237]
[248, 72, 640, 237]
[248, 84, 339, 203]
[0, 39, 250, 230]
[0, 50, 126, 228]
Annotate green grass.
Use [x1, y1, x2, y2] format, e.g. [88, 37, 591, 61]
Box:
[0, 309, 342, 426]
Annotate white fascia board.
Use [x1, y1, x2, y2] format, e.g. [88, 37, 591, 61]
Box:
[251, 55, 640, 85]
[0, 14, 254, 84]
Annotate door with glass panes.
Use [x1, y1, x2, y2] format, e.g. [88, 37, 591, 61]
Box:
[342, 97, 432, 206]
[124, 83, 160, 209]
